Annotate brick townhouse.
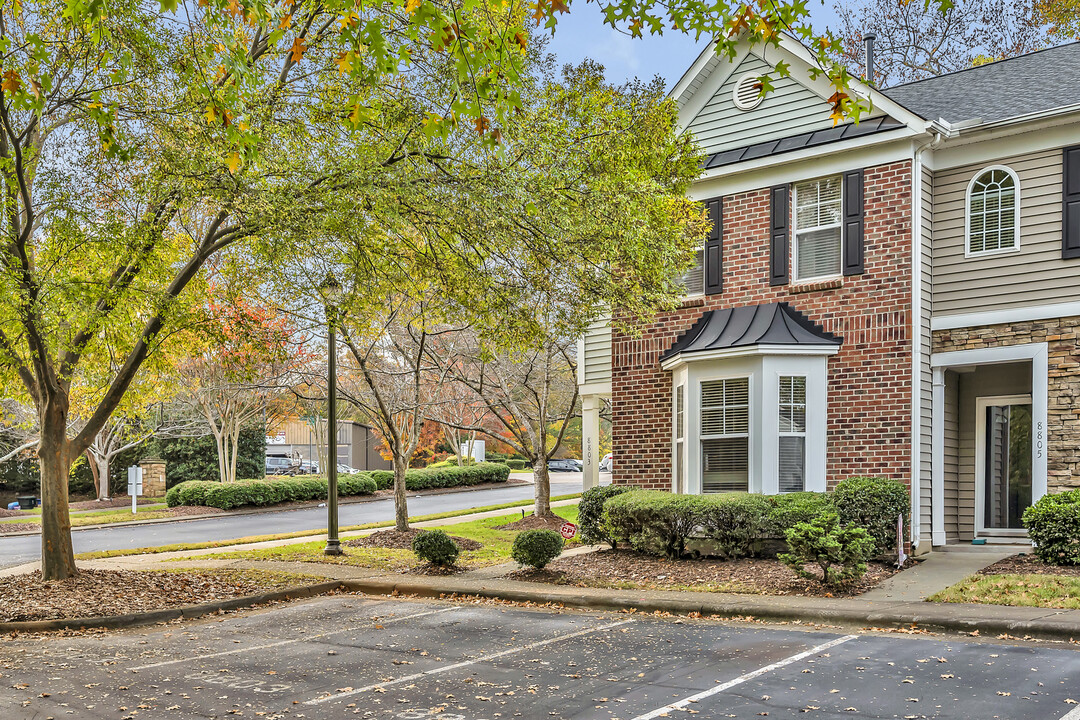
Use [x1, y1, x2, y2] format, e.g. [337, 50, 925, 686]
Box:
[577, 36, 1080, 553]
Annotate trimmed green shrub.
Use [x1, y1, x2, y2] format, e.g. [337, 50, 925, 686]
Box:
[766, 492, 831, 536]
[831, 476, 910, 557]
[371, 470, 394, 490]
[780, 512, 875, 586]
[603, 490, 703, 558]
[1023, 490, 1080, 565]
[369, 463, 511, 492]
[506, 459, 527, 470]
[165, 473, 376, 510]
[511, 529, 565, 569]
[578, 485, 631, 548]
[699, 493, 773, 559]
[412, 529, 460, 567]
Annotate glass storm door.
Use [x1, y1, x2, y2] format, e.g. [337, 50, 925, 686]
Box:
[983, 401, 1033, 530]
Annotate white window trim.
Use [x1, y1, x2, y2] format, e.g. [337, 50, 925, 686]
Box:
[777, 374, 808, 493]
[974, 394, 1033, 538]
[698, 375, 752, 494]
[964, 164, 1021, 259]
[672, 383, 686, 493]
[792, 175, 844, 283]
[681, 246, 705, 299]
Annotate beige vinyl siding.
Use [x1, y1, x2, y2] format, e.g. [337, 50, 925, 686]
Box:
[685, 54, 837, 156]
[943, 370, 961, 542]
[919, 166, 934, 546]
[582, 319, 612, 387]
[933, 149, 1073, 316]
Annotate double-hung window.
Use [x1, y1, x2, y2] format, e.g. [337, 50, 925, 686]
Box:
[777, 376, 807, 493]
[794, 176, 843, 281]
[700, 377, 749, 492]
[679, 249, 705, 295]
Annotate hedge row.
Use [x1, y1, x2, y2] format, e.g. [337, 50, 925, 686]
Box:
[370, 462, 511, 491]
[166, 473, 377, 510]
[593, 476, 909, 560]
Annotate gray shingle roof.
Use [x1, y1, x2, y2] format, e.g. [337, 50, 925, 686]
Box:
[882, 42, 1080, 124]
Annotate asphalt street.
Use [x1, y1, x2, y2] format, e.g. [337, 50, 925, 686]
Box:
[0, 474, 593, 570]
[2, 596, 1080, 719]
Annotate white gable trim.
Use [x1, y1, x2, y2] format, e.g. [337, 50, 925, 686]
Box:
[676, 46, 752, 131]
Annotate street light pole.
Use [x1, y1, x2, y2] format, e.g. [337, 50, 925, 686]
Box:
[322, 273, 343, 556]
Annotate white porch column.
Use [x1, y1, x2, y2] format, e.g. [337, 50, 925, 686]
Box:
[931, 368, 946, 546]
[582, 394, 601, 491]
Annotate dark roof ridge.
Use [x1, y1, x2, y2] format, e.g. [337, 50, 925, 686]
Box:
[883, 40, 1080, 91]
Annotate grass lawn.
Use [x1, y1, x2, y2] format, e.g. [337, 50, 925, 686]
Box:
[76, 494, 581, 560]
[929, 573, 1080, 609]
[0, 504, 172, 527]
[191, 505, 580, 571]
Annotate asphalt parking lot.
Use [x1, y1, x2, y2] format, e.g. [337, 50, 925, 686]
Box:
[2, 595, 1080, 720]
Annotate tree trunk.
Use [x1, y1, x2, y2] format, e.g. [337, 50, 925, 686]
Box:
[38, 407, 78, 581]
[95, 454, 111, 500]
[393, 455, 409, 532]
[213, 429, 228, 483]
[229, 426, 240, 483]
[533, 460, 552, 518]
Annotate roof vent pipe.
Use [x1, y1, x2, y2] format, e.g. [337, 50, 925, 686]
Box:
[863, 32, 877, 86]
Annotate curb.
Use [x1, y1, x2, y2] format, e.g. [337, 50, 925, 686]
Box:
[0, 580, 344, 633]
[337, 578, 1080, 643]
[0, 480, 535, 537]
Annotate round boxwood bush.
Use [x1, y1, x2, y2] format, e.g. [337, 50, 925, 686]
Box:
[511, 529, 564, 569]
[411, 529, 461, 567]
[1023, 489, 1080, 565]
[830, 476, 910, 557]
[578, 484, 631, 548]
[506, 459, 527, 470]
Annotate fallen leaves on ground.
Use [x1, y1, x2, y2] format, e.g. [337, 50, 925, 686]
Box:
[0, 568, 314, 622]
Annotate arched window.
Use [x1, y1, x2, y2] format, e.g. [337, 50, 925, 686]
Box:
[967, 166, 1020, 256]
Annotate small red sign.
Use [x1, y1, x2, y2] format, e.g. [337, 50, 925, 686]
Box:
[560, 522, 578, 539]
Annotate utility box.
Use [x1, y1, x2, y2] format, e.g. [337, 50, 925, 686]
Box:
[460, 440, 486, 463]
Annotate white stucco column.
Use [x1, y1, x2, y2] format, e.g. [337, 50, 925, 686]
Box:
[582, 394, 601, 491]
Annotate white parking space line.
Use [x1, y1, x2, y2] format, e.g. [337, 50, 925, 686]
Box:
[1060, 704, 1080, 720]
[304, 618, 635, 705]
[128, 605, 462, 671]
[629, 634, 859, 720]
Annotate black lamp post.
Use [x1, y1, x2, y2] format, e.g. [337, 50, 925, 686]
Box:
[320, 273, 343, 556]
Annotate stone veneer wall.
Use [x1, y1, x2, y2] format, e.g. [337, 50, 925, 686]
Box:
[611, 160, 915, 492]
[933, 316, 1080, 493]
[139, 459, 167, 497]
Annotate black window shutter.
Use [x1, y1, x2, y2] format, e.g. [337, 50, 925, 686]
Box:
[704, 198, 723, 295]
[769, 185, 789, 286]
[842, 169, 865, 275]
[1064, 146, 1080, 259]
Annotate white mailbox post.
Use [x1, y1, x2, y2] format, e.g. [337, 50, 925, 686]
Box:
[127, 466, 144, 514]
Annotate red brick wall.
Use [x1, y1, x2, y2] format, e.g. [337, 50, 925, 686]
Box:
[612, 161, 914, 492]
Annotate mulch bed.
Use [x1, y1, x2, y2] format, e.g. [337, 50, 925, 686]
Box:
[163, 505, 225, 517]
[0, 508, 21, 518]
[0, 506, 224, 534]
[344, 528, 483, 551]
[69, 497, 163, 511]
[0, 568, 306, 623]
[495, 514, 570, 532]
[508, 548, 904, 598]
[977, 553, 1080, 578]
[0, 523, 40, 534]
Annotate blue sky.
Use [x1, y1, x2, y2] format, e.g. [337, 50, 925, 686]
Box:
[545, 2, 842, 90]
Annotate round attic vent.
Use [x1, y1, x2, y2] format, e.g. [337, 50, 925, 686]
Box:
[732, 73, 764, 110]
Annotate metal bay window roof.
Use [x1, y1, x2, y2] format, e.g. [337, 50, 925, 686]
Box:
[660, 302, 842, 365]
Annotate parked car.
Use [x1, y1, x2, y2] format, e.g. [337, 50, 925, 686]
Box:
[337, 464, 361, 474]
[296, 459, 319, 474]
[599, 453, 613, 473]
[547, 459, 580, 472]
[265, 456, 298, 476]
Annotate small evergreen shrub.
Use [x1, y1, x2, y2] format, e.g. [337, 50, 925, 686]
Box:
[578, 485, 631, 548]
[506, 459, 527, 470]
[511, 529, 565, 569]
[1023, 490, 1080, 565]
[699, 493, 773, 559]
[369, 463, 510, 492]
[411, 529, 460, 567]
[780, 512, 875, 586]
[766, 492, 831, 536]
[831, 476, 910, 557]
[371, 470, 394, 490]
[602, 490, 702, 558]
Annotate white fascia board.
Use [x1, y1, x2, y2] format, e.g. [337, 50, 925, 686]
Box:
[925, 109, 1080, 171]
[578, 381, 612, 397]
[932, 301, 1080, 332]
[689, 131, 920, 200]
[930, 341, 1047, 368]
[660, 343, 840, 372]
[670, 40, 724, 102]
[676, 47, 750, 131]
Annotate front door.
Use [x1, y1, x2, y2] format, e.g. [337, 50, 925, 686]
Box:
[977, 396, 1033, 533]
